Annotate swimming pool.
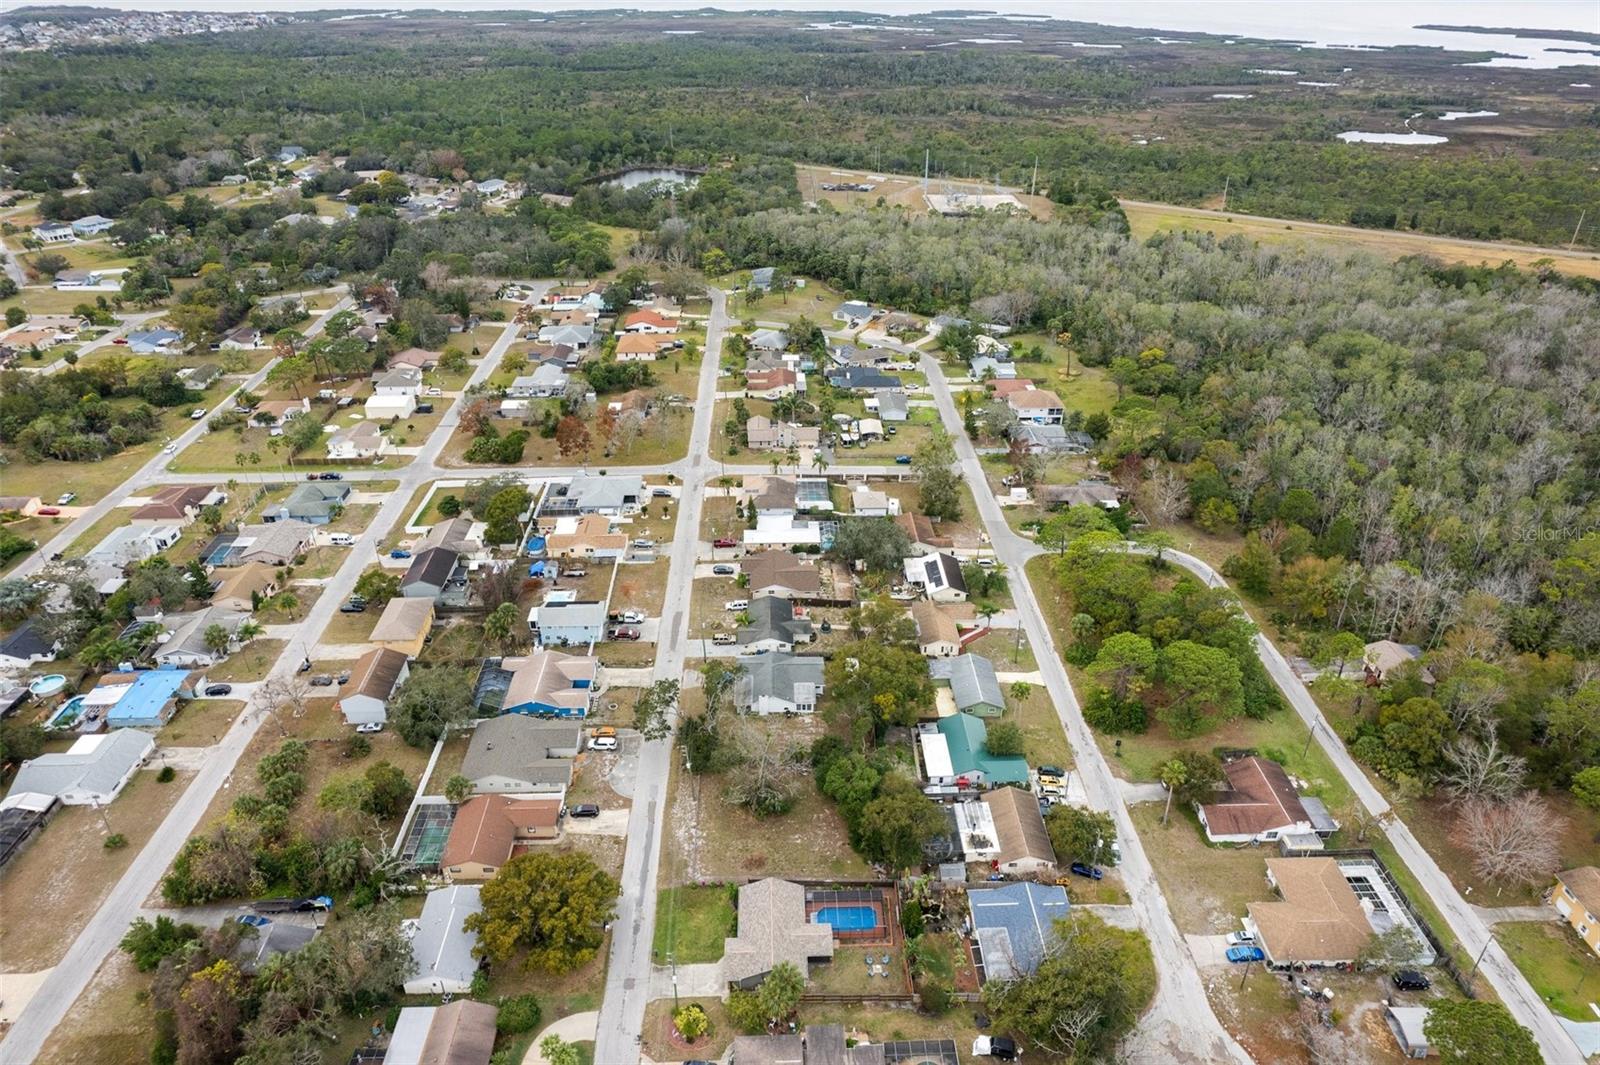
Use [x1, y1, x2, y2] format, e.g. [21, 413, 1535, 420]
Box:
[812, 905, 879, 932]
[46, 695, 85, 730]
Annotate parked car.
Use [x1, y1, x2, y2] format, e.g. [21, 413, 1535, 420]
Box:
[895, 455, 912, 464]
[593, 726, 617, 738]
[590, 734, 618, 751]
[328, 533, 355, 547]
[306, 472, 321, 481]
[355, 722, 383, 734]
[162, 442, 177, 454]
[1226, 945, 1265, 964]
[112, 337, 128, 344]
[339, 601, 366, 613]
[1069, 862, 1103, 881]
[1037, 765, 1065, 782]
[389, 549, 411, 559]
[190, 408, 207, 420]
[652, 487, 673, 497]
[711, 564, 736, 575]
[309, 674, 335, 687]
[712, 537, 738, 548]
[424, 387, 442, 397]
[615, 609, 646, 624]
[569, 803, 601, 818]
[203, 684, 233, 697]
[1391, 970, 1431, 991]
[1225, 931, 1256, 947]
[610, 627, 641, 641]
[36, 507, 60, 516]
[414, 402, 434, 414]
[631, 538, 655, 549]
[712, 633, 736, 645]
[562, 568, 587, 578]
[319, 472, 343, 481]
[724, 599, 749, 611]
[56, 492, 77, 505]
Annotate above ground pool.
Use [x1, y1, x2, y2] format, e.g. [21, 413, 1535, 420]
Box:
[28, 674, 66, 697]
[812, 905, 880, 932]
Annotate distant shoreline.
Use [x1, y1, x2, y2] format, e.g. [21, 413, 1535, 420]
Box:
[1415, 24, 1600, 47]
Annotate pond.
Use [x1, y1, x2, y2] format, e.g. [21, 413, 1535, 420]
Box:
[1337, 131, 1449, 145]
[607, 168, 699, 191]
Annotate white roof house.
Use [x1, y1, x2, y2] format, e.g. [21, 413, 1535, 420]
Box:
[3, 730, 154, 808]
[404, 885, 483, 995]
[742, 513, 823, 549]
[86, 524, 181, 567]
[365, 392, 417, 420]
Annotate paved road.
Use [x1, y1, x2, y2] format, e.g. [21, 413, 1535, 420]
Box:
[1150, 546, 1583, 1063]
[920, 357, 1251, 1063]
[592, 288, 728, 1065]
[0, 297, 532, 1064]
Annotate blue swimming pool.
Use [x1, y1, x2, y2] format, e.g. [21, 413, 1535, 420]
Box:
[812, 905, 879, 932]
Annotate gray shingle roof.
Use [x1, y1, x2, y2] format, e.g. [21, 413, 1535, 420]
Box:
[929, 653, 1003, 712]
[737, 597, 815, 647]
[408, 885, 481, 989]
[969, 881, 1070, 981]
[7, 730, 153, 801]
[734, 653, 824, 705]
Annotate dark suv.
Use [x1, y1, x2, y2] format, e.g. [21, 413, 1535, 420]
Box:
[1391, 970, 1431, 991]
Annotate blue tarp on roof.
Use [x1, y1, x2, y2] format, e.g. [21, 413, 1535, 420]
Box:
[106, 669, 188, 727]
[969, 881, 1070, 981]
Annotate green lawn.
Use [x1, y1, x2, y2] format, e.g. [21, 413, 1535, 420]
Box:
[1496, 921, 1600, 1021]
[652, 885, 737, 964]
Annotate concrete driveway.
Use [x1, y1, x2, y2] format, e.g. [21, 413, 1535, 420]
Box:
[1186, 933, 1234, 967]
[565, 807, 629, 837]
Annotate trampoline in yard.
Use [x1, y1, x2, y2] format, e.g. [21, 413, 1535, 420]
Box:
[398, 802, 455, 868]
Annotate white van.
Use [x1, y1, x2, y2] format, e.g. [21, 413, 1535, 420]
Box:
[724, 599, 749, 611]
[712, 633, 737, 645]
[328, 532, 356, 547]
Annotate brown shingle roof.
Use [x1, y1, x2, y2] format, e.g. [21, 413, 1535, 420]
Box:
[418, 999, 498, 1065]
[347, 646, 408, 702]
[210, 562, 277, 605]
[441, 796, 561, 871]
[912, 600, 960, 647]
[1250, 858, 1373, 964]
[1560, 867, 1600, 917]
[742, 550, 822, 597]
[369, 597, 433, 643]
[982, 786, 1056, 867]
[1199, 756, 1310, 838]
[894, 512, 952, 550]
[133, 484, 217, 522]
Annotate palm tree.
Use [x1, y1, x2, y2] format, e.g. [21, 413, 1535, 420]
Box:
[1009, 681, 1031, 703]
[811, 451, 830, 477]
[976, 601, 998, 631]
[236, 620, 264, 645]
[1159, 758, 1188, 826]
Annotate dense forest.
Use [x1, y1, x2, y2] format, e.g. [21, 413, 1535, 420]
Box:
[2, 19, 1597, 247]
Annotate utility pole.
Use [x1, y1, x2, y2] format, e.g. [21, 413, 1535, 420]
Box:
[1570, 209, 1586, 251]
[923, 148, 930, 192]
[1222, 175, 1230, 211]
[1030, 156, 1038, 197]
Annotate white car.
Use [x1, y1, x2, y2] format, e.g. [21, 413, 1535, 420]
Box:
[190, 408, 207, 420]
[355, 722, 384, 734]
[424, 387, 443, 397]
[162, 442, 177, 454]
[589, 734, 618, 751]
[56, 492, 77, 505]
[616, 609, 646, 624]
[724, 599, 749, 611]
[1225, 930, 1256, 946]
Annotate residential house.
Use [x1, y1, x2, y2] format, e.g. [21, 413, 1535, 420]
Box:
[367, 366, 422, 420]
[1246, 858, 1378, 969]
[607, 389, 650, 420]
[498, 651, 599, 717]
[263, 481, 350, 525]
[895, 513, 953, 555]
[233, 521, 315, 566]
[417, 516, 486, 560]
[929, 313, 970, 335]
[403, 886, 482, 995]
[850, 484, 898, 517]
[543, 514, 627, 562]
[970, 355, 1015, 381]
[834, 300, 873, 323]
[1, 731, 153, 808]
[880, 312, 921, 334]
[53, 268, 104, 290]
[153, 607, 247, 668]
[219, 325, 262, 350]
[1006, 388, 1065, 426]
[507, 363, 570, 398]
[370, 598, 435, 658]
[232, 919, 318, 975]
[127, 328, 183, 354]
[209, 563, 279, 612]
[795, 478, 833, 513]
[475, 177, 511, 198]
[871, 391, 908, 422]
[441, 796, 563, 882]
[0, 621, 61, 669]
[277, 146, 307, 163]
[745, 367, 801, 400]
[738, 597, 815, 654]
[0, 495, 42, 517]
[742, 513, 824, 550]
[1034, 482, 1121, 510]
[1384, 1006, 1432, 1060]
[336, 647, 410, 726]
[748, 327, 786, 350]
[100, 668, 191, 728]
[826, 365, 900, 393]
[131, 485, 225, 525]
[742, 475, 797, 516]
[722, 878, 835, 988]
[982, 786, 1058, 877]
[1552, 868, 1600, 957]
[34, 221, 74, 244]
[734, 653, 824, 716]
[1363, 640, 1435, 686]
[1197, 756, 1339, 845]
[903, 552, 967, 602]
[461, 715, 580, 796]
[248, 397, 310, 430]
[731, 1026, 954, 1065]
[968, 882, 1070, 982]
[988, 378, 1036, 399]
[327, 420, 388, 460]
[746, 416, 819, 451]
[86, 524, 182, 567]
[829, 344, 896, 369]
[536, 323, 595, 350]
[1012, 424, 1093, 455]
[748, 268, 775, 291]
[388, 347, 440, 371]
[912, 601, 962, 658]
[177, 363, 223, 389]
[620, 308, 679, 334]
[539, 475, 643, 518]
[934, 713, 1029, 787]
[974, 333, 1012, 358]
[401, 547, 462, 601]
[742, 551, 822, 601]
[930, 653, 1005, 717]
[387, 1000, 499, 1065]
[614, 333, 667, 362]
[526, 598, 607, 648]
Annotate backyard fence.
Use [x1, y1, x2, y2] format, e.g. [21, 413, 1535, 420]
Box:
[1321, 847, 1476, 997]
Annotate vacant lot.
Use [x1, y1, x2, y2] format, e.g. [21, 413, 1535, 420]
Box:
[35, 951, 155, 1065]
[160, 698, 245, 746]
[0, 768, 194, 970]
[205, 638, 285, 682]
[1129, 803, 1270, 936]
[652, 884, 736, 964]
